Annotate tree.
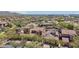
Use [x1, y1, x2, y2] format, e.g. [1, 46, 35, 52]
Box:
[58, 22, 74, 30]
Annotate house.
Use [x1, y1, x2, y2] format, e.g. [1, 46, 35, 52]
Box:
[0, 21, 8, 28]
[38, 22, 53, 29]
[30, 27, 45, 36]
[61, 29, 76, 35]
[73, 18, 79, 24]
[16, 26, 46, 36]
[16, 27, 31, 34]
[58, 29, 76, 42]
[22, 23, 38, 34]
[75, 30, 79, 35]
[15, 23, 38, 34]
[16, 28, 22, 34]
[23, 27, 30, 34]
[43, 29, 59, 40]
[26, 23, 38, 29]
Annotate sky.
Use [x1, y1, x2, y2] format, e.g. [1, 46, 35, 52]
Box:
[10, 11, 79, 15]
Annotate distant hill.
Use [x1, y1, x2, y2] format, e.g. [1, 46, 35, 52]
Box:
[15, 11, 79, 16]
[0, 11, 21, 16]
[0, 11, 79, 16]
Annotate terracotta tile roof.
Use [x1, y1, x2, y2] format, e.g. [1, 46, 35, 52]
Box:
[31, 27, 45, 31]
[0, 21, 7, 24]
[61, 29, 76, 35]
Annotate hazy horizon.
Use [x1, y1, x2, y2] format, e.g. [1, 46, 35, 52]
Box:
[10, 11, 79, 15]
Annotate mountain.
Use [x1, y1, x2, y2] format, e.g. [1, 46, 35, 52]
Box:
[0, 11, 79, 16]
[0, 11, 21, 16]
[14, 11, 79, 16]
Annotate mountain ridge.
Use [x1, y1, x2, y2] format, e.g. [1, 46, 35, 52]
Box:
[0, 11, 79, 16]
[0, 11, 21, 16]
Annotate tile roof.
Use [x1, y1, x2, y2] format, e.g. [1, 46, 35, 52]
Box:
[61, 29, 76, 35]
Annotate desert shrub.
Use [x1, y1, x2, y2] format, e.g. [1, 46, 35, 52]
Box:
[58, 22, 74, 30]
[24, 41, 43, 48]
[7, 34, 59, 47]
